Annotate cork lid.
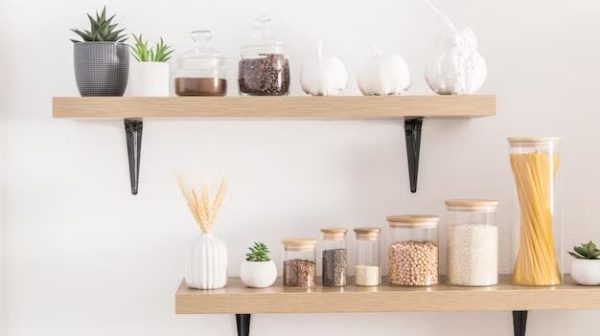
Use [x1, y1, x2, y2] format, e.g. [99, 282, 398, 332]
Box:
[386, 215, 439, 229]
[320, 227, 348, 240]
[445, 199, 498, 211]
[508, 137, 560, 147]
[353, 227, 382, 240]
[282, 239, 317, 251]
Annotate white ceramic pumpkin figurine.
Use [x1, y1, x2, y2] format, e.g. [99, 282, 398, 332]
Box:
[357, 47, 411, 96]
[178, 177, 228, 290]
[425, 28, 487, 95]
[240, 242, 277, 288]
[300, 42, 348, 96]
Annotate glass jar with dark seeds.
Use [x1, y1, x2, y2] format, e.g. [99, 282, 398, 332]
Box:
[282, 239, 317, 288]
[320, 228, 348, 287]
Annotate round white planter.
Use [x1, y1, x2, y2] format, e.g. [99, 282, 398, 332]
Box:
[571, 259, 600, 285]
[240, 260, 277, 288]
[129, 62, 170, 96]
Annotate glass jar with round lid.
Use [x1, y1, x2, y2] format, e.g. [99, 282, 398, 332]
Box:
[446, 199, 499, 286]
[509, 137, 562, 286]
[387, 215, 439, 286]
[238, 14, 290, 96]
[353, 227, 381, 286]
[320, 228, 348, 287]
[175, 30, 227, 96]
[282, 239, 317, 288]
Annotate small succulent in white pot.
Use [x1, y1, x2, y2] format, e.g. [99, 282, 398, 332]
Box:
[569, 241, 600, 286]
[129, 35, 174, 96]
[240, 242, 277, 288]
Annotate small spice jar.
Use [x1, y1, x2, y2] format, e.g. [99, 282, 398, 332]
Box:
[446, 199, 499, 286]
[238, 14, 290, 96]
[353, 227, 381, 286]
[387, 215, 439, 287]
[175, 30, 227, 96]
[321, 228, 348, 287]
[282, 239, 317, 288]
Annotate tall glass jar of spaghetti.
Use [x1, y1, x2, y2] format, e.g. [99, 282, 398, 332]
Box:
[509, 137, 562, 286]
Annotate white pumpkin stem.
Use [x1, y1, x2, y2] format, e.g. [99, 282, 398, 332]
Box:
[317, 40, 323, 59]
[422, 0, 456, 33]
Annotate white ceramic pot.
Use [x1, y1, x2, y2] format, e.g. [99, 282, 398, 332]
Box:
[185, 233, 228, 289]
[129, 62, 170, 96]
[571, 259, 600, 285]
[239, 260, 277, 288]
[357, 50, 411, 96]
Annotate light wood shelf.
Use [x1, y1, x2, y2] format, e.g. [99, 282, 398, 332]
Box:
[53, 95, 495, 119]
[175, 276, 600, 314]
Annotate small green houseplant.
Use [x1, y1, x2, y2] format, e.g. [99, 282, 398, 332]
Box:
[129, 35, 174, 96]
[71, 7, 129, 96]
[240, 242, 277, 288]
[569, 241, 600, 286]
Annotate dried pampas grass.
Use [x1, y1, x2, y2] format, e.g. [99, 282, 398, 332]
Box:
[178, 176, 227, 233]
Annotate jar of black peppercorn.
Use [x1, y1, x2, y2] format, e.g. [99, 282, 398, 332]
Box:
[321, 228, 348, 287]
[238, 14, 290, 96]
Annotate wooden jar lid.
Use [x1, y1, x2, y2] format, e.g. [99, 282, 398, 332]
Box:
[320, 227, 348, 240]
[445, 199, 498, 211]
[386, 215, 439, 229]
[282, 239, 317, 251]
[353, 227, 382, 240]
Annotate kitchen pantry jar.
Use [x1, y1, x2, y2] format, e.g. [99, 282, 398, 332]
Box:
[387, 215, 439, 286]
[509, 137, 562, 286]
[282, 239, 317, 288]
[353, 227, 381, 286]
[175, 30, 227, 96]
[238, 14, 290, 96]
[446, 199, 499, 286]
[321, 228, 348, 287]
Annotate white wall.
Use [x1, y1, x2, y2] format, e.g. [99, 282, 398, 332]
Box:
[3, 0, 600, 335]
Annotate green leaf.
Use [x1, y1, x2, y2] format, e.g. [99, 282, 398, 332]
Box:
[569, 251, 584, 259]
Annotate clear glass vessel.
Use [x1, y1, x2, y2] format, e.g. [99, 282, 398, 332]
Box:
[509, 137, 562, 286]
[175, 30, 227, 96]
[387, 215, 439, 286]
[353, 227, 381, 286]
[446, 199, 499, 286]
[321, 228, 348, 287]
[238, 14, 290, 96]
[282, 239, 317, 288]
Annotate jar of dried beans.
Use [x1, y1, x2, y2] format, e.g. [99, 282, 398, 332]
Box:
[175, 30, 227, 96]
[353, 227, 381, 286]
[238, 14, 290, 96]
[446, 199, 499, 287]
[387, 215, 439, 287]
[320, 228, 348, 287]
[282, 239, 317, 288]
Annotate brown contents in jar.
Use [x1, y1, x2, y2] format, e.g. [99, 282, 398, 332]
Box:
[283, 259, 316, 288]
[322, 248, 347, 287]
[238, 54, 290, 96]
[388, 240, 438, 286]
[175, 77, 227, 96]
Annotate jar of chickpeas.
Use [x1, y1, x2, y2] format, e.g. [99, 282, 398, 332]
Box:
[387, 215, 439, 287]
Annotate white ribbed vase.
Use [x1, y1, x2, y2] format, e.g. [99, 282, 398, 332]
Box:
[185, 233, 228, 289]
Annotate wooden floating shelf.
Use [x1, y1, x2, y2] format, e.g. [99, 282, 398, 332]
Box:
[175, 276, 600, 314]
[52, 95, 495, 119]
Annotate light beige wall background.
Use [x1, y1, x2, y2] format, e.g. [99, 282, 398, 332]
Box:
[2, 0, 600, 335]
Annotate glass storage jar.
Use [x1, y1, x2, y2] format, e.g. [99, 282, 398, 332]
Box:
[446, 199, 499, 286]
[509, 137, 562, 286]
[353, 227, 381, 286]
[175, 30, 227, 96]
[238, 14, 290, 96]
[282, 239, 317, 288]
[387, 215, 439, 286]
[321, 228, 348, 287]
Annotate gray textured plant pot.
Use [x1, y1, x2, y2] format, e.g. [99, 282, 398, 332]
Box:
[74, 42, 129, 96]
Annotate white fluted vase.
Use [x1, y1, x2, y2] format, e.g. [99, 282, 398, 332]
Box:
[185, 233, 228, 289]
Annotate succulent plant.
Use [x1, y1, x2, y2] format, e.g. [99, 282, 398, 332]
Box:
[569, 241, 600, 260]
[131, 34, 174, 62]
[246, 242, 271, 262]
[71, 6, 127, 43]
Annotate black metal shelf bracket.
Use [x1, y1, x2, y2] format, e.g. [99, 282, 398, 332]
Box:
[124, 118, 143, 195]
[513, 310, 528, 336]
[404, 117, 423, 193]
[235, 314, 251, 336]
